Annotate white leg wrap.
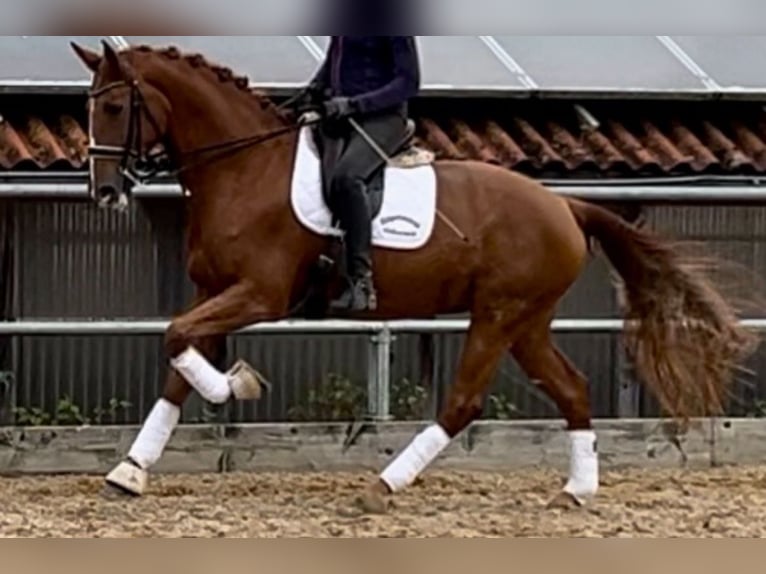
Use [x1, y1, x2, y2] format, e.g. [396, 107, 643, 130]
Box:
[380, 424, 451, 493]
[105, 398, 181, 496]
[562, 429, 599, 503]
[170, 347, 231, 404]
[127, 398, 180, 469]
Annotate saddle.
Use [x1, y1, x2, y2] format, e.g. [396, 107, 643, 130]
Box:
[297, 119, 434, 320]
[312, 119, 434, 220]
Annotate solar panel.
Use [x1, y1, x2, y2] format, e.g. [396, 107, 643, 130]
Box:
[3, 35, 765, 98]
[671, 36, 766, 90]
[0, 36, 103, 85]
[308, 36, 330, 51]
[492, 36, 710, 93]
[418, 36, 525, 90]
[126, 36, 320, 85]
[305, 36, 525, 91]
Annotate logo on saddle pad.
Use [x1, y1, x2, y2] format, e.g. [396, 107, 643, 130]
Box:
[290, 127, 438, 251]
[380, 215, 421, 237]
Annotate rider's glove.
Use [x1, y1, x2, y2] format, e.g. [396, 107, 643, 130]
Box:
[322, 97, 356, 120]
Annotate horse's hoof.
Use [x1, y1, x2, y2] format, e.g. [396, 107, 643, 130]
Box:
[546, 491, 584, 510]
[355, 489, 389, 515]
[101, 481, 140, 501]
[227, 359, 270, 400]
[103, 460, 148, 497]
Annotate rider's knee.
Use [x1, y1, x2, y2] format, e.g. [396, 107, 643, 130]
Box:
[329, 170, 362, 198]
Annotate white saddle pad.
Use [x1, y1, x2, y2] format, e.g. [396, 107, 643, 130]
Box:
[289, 127, 437, 250]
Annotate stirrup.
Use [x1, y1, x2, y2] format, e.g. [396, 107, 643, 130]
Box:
[364, 280, 378, 311]
[330, 276, 377, 312]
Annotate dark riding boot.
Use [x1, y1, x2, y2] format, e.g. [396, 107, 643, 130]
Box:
[330, 184, 378, 313]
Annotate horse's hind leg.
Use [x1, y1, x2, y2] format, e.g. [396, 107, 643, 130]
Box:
[357, 316, 514, 513]
[510, 316, 598, 507]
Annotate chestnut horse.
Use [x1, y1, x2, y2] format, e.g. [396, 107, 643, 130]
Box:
[71, 41, 757, 512]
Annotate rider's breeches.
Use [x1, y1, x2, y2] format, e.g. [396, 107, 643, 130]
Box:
[326, 110, 407, 274]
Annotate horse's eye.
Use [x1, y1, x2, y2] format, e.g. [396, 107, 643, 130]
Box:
[104, 102, 124, 115]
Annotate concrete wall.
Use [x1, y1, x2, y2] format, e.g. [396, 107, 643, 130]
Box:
[1, 418, 765, 476]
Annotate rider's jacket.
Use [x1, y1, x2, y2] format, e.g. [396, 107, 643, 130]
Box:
[311, 36, 420, 115]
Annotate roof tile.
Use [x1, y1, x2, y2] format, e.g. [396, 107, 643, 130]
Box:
[0, 113, 87, 171]
[4, 101, 766, 179]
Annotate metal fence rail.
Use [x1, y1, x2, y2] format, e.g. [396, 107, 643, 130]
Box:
[5, 182, 766, 202]
[3, 318, 766, 420]
[4, 318, 766, 335]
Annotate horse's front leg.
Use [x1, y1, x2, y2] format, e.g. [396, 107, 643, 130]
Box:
[164, 281, 287, 404]
[104, 281, 287, 497]
[104, 333, 225, 498]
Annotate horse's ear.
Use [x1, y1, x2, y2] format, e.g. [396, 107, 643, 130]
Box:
[71, 42, 101, 73]
[101, 39, 133, 80]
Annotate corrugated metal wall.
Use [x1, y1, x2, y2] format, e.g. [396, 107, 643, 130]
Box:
[640, 205, 766, 418]
[2, 197, 766, 425]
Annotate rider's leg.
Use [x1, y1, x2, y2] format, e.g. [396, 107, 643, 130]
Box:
[329, 173, 375, 312]
[328, 111, 407, 312]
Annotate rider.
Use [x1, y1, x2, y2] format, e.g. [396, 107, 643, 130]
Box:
[299, 36, 421, 312]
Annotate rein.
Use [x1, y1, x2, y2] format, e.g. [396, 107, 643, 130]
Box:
[89, 78, 470, 244]
[87, 79, 307, 187]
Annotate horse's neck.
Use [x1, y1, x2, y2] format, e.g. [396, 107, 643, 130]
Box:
[147, 63, 289, 208]
[157, 79, 282, 164]
[181, 129, 299, 261]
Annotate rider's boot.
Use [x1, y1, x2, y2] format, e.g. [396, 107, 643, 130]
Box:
[330, 186, 377, 313]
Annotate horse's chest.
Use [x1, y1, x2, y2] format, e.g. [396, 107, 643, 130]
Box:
[185, 232, 248, 287]
[186, 247, 215, 287]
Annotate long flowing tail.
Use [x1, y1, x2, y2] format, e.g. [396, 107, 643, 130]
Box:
[566, 197, 762, 420]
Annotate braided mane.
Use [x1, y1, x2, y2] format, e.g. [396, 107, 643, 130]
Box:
[129, 44, 291, 121]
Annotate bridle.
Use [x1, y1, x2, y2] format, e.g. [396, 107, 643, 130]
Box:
[87, 78, 308, 191]
[88, 79, 167, 190]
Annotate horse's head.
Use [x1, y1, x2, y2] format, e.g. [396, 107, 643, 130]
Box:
[72, 40, 171, 210]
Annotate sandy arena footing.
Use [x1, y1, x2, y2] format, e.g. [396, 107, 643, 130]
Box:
[1, 465, 766, 537]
